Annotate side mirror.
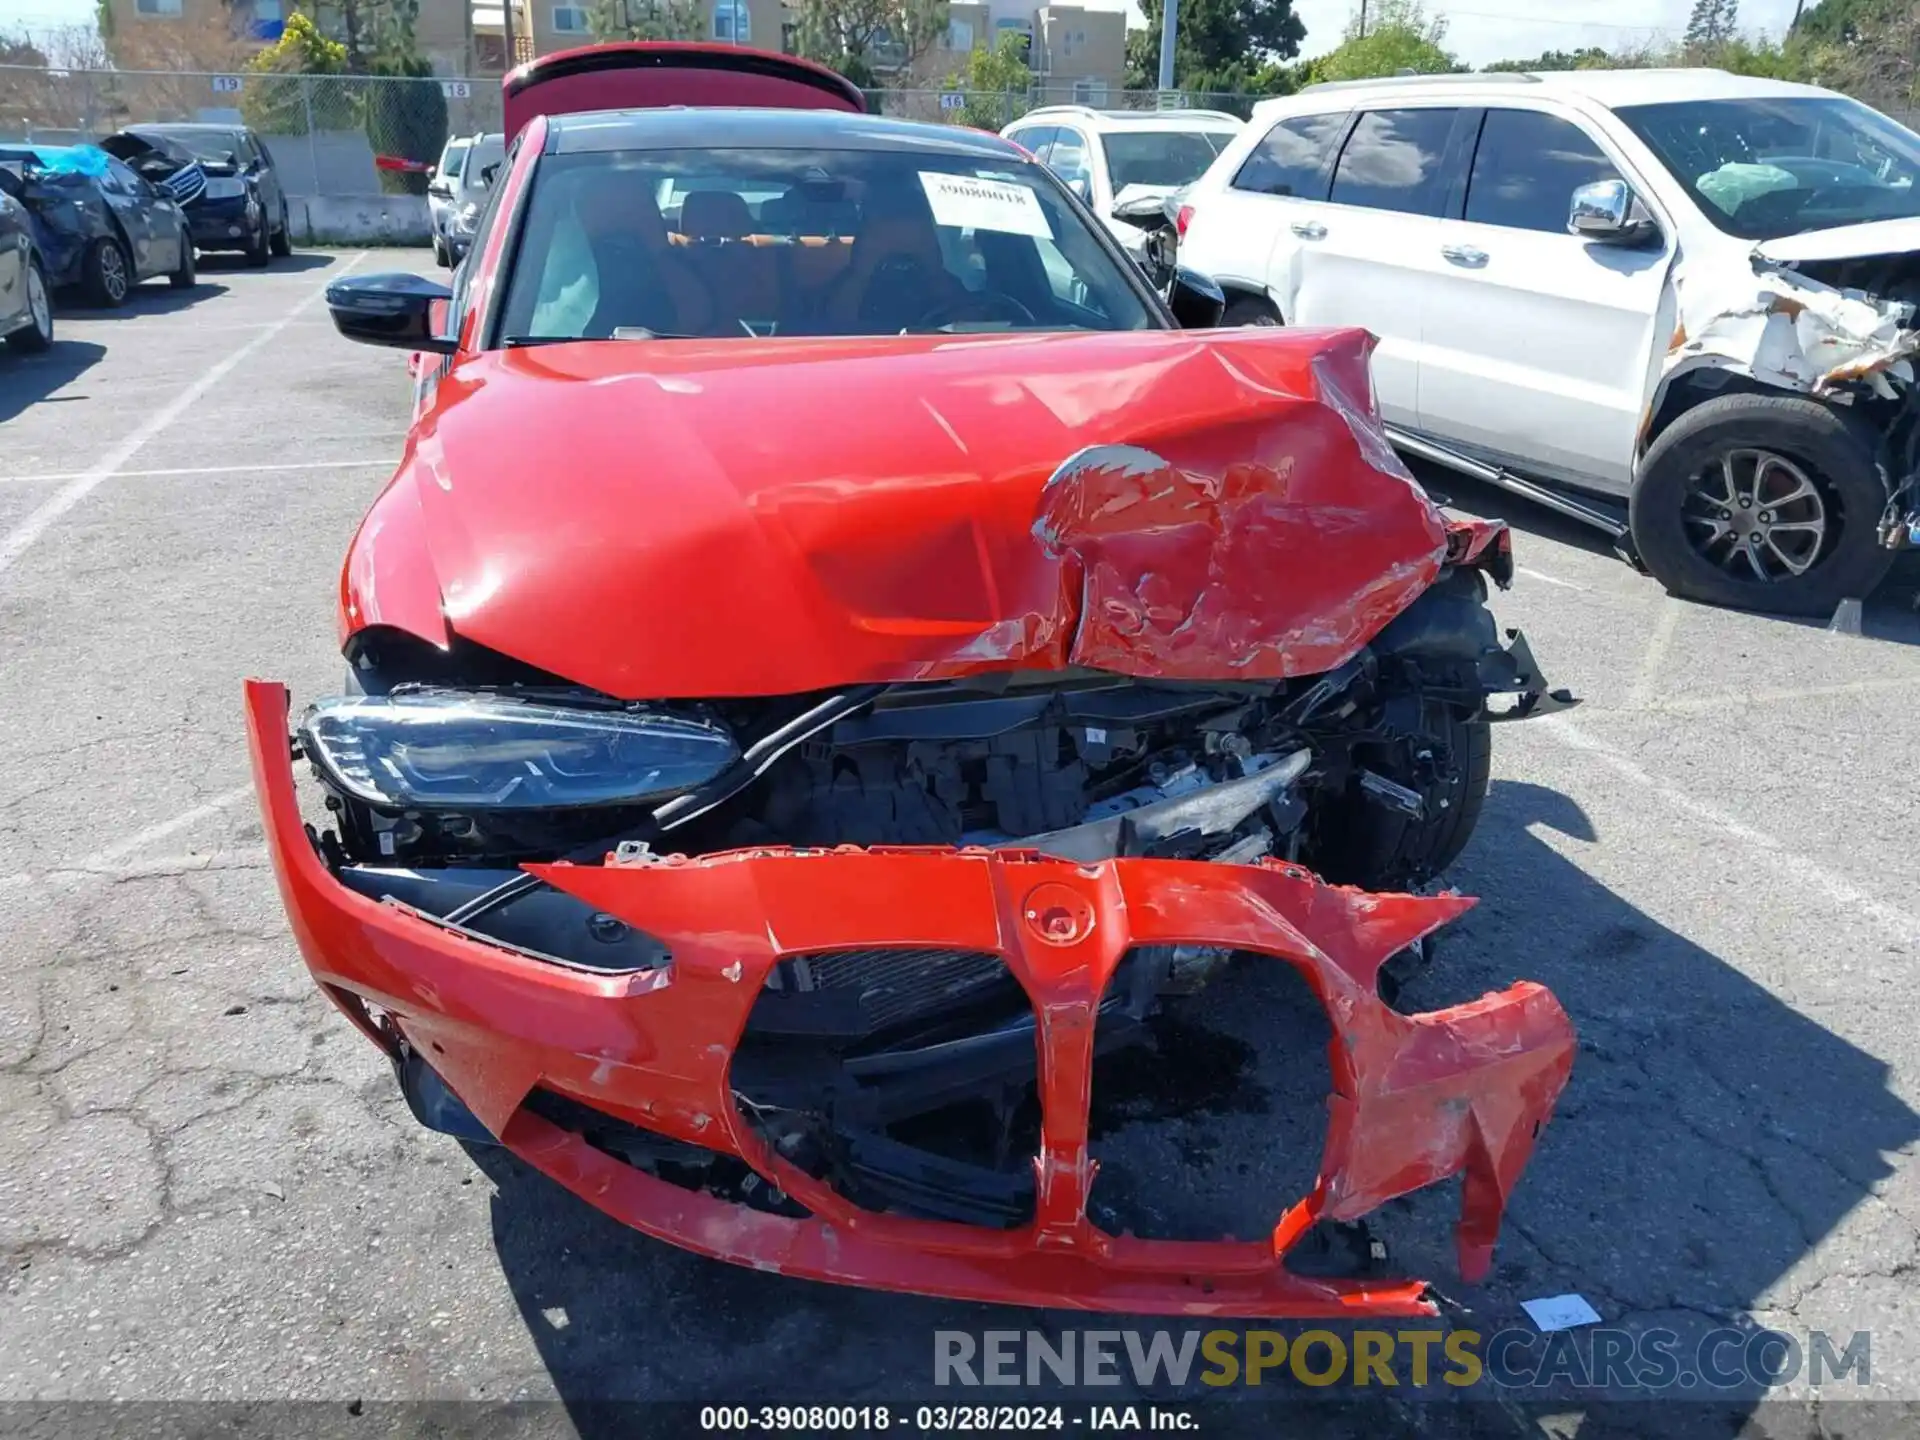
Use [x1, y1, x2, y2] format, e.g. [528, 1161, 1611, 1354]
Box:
[1168, 267, 1225, 329]
[1569, 179, 1659, 246]
[326, 272, 456, 353]
[425, 164, 437, 181]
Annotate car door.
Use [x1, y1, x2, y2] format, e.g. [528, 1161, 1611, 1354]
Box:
[1176, 108, 1349, 301]
[247, 132, 284, 224]
[0, 191, 26, 332]
[1273, 105, 1473, 429]
[1416, 105, 1675, 492]
[97, 157, 159, 275]
[1045, 125, 1097, 209]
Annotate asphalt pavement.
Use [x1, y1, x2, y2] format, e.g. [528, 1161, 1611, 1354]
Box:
[2, 249, 1918, 1435]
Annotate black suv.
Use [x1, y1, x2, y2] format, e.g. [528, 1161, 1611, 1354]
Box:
[118, 123, 292, 265]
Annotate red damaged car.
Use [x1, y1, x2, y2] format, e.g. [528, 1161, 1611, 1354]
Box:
[246, 44, 1577, 1317]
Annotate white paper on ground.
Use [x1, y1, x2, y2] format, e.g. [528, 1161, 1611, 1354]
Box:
[919, 172, 1053, 239]
[1521, 1294, 1603, 1332]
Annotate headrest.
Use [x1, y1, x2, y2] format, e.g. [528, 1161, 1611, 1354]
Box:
[679, 190, 753, 240]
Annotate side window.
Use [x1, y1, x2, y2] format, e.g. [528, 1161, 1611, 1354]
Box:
[1230, 111, 1348, 198]
[1328, 108, 1459, 218]
[1048, 128, 1092, 187]
[1464, 108, 1624, 234]
[1007, 125, 1058, 160]
[255, 135, 276, 167]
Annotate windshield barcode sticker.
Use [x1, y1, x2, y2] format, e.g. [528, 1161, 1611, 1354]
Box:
[919, 172, 1053, 239]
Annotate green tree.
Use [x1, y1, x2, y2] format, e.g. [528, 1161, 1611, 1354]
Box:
[1124, 0, 1304, 94]
[364, 54, 447, 196]
[1795, 0, 1877, 44]
[792, 0, 948, 88]
[1685, 0, 1741, 51]
[587, 0, 705, 41]
[1309, 0, 1459, 83]
[1483, 47, 1615, 72]
[940, 31, 1030, 131]
[243, 12, 353, 134]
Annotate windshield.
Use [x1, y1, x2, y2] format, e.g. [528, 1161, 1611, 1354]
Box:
[138, 128, 242, 166]
[1102, 130, 1235, 191]
[462, 137, 505, 198]
[1615, 95, 1920, 241]
[496, 145, 1159, 343]
[440, 140, 471, 177]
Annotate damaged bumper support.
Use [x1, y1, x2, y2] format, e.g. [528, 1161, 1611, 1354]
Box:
[248, 680, 1573, 1316]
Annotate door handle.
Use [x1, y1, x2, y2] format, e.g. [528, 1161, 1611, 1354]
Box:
[1441, 244, 1488, 266]
[1290, 221, 1327, 240]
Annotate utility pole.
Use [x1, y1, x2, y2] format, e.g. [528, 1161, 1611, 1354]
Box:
[1788, 0, 1805, 31]
[1156, 0, 1176, 93]
[1358, 0, 1367, 38]
[503, 0, 518, 66]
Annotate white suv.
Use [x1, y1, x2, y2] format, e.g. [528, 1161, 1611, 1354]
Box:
[1003, 106, 1242, 261]
[1175, 69, 1920, 616]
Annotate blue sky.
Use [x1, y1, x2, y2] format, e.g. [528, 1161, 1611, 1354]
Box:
[3, 0, 1812, 70]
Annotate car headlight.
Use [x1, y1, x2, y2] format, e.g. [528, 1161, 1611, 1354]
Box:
[450, 202, 480, 237]
[202, 176, 246, 201]
[298, 691, 738, 811]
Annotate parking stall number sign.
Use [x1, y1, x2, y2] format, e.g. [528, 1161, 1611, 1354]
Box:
[441, 80, 472, 99]
[211, 75, 244, 94]
[939, 92, 965, 112]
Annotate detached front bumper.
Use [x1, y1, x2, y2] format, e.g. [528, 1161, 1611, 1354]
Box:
[247, 679, 1574, 1317]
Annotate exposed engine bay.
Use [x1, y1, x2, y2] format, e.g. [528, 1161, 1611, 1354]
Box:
[300, 564, 1567, 1235]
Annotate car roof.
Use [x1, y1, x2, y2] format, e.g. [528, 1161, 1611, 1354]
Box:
[1014, 106, 1242, 132]
[546, 106, 1025, 158]
[1265, 68, 1837, 116]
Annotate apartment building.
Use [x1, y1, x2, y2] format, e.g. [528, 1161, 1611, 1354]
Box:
[917, 1, 1126, 103]
[105, 0, 1127, 94]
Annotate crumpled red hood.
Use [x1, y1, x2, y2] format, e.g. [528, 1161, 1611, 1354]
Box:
[345, 327, 1449, 699]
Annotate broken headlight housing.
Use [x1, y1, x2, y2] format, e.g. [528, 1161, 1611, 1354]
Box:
[298, 691, 738, 811]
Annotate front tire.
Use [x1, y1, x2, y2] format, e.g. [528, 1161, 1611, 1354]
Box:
[270, 204, 293, 257]
[82, 237, 131, 307]
[1632, 393, 1896, 616]
[169, 230, 196, 289]
[1311, 702, 1492, 891]
[245, 213, 271, 268]
[6, 257, 53, 353]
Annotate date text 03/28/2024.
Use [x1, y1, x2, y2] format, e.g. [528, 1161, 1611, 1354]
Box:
[699, 1406, 1193, 1432]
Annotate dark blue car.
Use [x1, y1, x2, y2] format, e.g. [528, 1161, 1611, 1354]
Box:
[0, 144, 194, 306]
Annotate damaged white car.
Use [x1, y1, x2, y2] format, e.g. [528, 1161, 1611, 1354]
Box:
[1171, 68, 1920, 615]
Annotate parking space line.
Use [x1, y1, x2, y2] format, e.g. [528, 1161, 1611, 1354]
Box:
[1630, 673, 1920, 715]
[84, 783, 257, 868]
[1626, 595, 1683, 710]
[0, 458, 393, 486]
[1536, 715, 1920, 944]
[0, 251, 368, 580]
[1514, 565, 1591, 592]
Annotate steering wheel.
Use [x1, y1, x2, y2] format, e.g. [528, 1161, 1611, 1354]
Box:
[911, 291, 1039, 331]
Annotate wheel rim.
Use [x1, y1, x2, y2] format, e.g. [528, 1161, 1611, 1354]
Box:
[101, 245, 126, 301]
[1681, 447, 1829, 583]
[27, 264, 49, 334]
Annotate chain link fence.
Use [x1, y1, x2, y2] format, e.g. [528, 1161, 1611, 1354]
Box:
[0, 64, 1258, 198]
